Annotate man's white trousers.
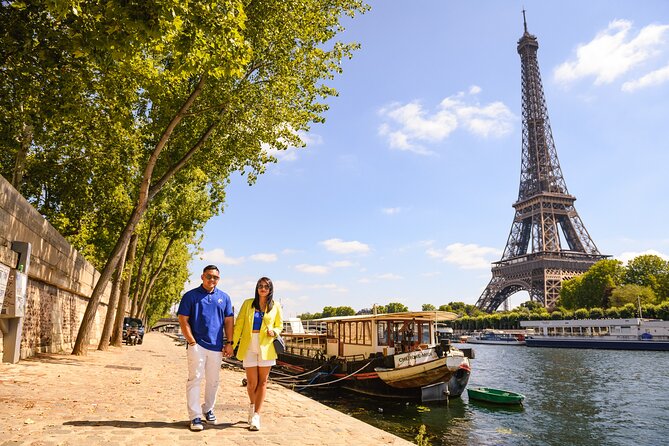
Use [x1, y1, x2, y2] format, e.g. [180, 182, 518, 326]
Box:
[186, 343, 222, 420]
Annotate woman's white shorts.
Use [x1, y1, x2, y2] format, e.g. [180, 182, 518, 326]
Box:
[242, 333, 276, 368]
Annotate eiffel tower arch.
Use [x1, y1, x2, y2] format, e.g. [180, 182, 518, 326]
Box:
[475, 13, 609, 313]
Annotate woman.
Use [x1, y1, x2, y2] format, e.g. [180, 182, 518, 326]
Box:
[232, 277, 283, 431]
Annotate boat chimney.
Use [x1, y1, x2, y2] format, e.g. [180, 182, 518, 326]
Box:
[372, 304, 378, 315]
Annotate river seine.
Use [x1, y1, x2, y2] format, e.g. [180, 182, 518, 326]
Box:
[305, 344, 668, 445]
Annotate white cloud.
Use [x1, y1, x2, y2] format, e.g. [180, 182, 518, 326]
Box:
[377, 273, 403, 280]
[554, 20, 669, 87]
[310, 283, 349, 293]
[329, 260, 356, 268]
[299, 131, 324, 146]
[453, 101, 517, 138]
[201, 248, 244, 265]
[421, 271, 441, 277]
[263, 143, 299, 162]
[427, 243, 501, 269]
[261, 127, 322, 163]
[295, 263, 330, 274]
[281, 248, 302, 255]
[616, 249, 669, 264]
[622, 63, 669, 92]
[382, 207, 402, 215]
[378, 87, 515, 154]
[320, 238, 371, 254]
[272, 279, 301, 292]
[249, 253, 278, 262]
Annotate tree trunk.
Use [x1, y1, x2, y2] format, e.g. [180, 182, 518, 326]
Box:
[111, 233, 138, 347]
[137, 237, 175, 319]
[130, 224, 154, 318]
[11, 121, 33, 190]
[97, 246, 127, 351]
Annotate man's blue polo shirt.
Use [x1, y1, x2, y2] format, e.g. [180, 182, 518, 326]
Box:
[177, 285, 233, 351]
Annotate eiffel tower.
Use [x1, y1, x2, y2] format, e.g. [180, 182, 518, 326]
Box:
[475, 13, 609, 312]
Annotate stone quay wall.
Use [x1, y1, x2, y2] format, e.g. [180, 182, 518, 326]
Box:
[0, 174, 111, 359]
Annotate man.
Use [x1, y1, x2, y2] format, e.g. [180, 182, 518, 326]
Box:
[177, 265, 234, 431]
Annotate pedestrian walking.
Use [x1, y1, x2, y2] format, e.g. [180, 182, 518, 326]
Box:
[232, 276, 283, 431]
[177, 265, 234, 431]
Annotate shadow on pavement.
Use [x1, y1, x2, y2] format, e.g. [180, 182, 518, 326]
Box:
[63, 420, 248, 430]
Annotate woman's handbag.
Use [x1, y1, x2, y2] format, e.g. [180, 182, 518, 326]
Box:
[273, 335, 285, 355]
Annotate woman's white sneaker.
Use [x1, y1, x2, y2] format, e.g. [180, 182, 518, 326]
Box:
[249, 413, 260, 431]
[248, 404, 255, 424]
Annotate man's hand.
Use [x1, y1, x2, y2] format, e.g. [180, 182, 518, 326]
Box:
[223, 343, 233, 357]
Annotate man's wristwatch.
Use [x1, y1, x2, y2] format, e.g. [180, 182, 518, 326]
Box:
[226, 341, 233, 345]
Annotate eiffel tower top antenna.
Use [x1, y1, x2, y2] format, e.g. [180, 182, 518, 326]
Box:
[522, 9, 528, 33]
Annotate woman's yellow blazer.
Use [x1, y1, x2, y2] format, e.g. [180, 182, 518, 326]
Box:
[232, 298, 283, 361]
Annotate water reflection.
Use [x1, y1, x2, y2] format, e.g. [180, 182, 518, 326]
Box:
[304, 345, 669, 446]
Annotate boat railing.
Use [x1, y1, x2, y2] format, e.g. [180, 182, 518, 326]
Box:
[284, 344, 326, 359]
[339, 353, 366, 362]
[282, 332, 327, 358]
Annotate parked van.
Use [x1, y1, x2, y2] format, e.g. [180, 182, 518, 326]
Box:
[123, 317, 145, 345]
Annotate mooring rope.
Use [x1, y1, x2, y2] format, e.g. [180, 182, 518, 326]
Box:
[271, 364, 325, 382]
[271, 364, 325, 380]
[291, 359, 374, 389]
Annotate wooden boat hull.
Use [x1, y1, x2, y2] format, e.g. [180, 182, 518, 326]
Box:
[467, 387, 524, 405]
[374, 356, 466, 389]
[467, 338, 525, 345]
[525, 337, 669, 351]
[277, 350, 471, 400]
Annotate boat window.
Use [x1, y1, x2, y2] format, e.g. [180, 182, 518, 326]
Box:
[363, 321, 372, 345]
[343, 322, 350, 343]
[420, 322, 430, 344]
[327, 322, 338, 339]
[377, 321, 389, 346]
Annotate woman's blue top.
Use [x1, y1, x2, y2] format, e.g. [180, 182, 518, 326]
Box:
[252, 310, 264, 331]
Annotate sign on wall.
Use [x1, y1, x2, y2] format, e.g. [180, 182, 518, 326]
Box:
[0, 263, 9, 310]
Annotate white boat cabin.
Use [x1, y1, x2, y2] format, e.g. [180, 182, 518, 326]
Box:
[282, 311, 458, 361]
[520, 318, 669, 340]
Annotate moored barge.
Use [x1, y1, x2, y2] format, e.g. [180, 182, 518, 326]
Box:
[277, 311, 472, 401]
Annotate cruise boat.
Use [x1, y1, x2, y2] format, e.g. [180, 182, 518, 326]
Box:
[520, 318, 669, 351]
[467, 329, 526, 345]
[276, 311, 473, 402]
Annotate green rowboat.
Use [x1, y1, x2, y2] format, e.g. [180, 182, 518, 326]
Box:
[467, 387, 525, 405]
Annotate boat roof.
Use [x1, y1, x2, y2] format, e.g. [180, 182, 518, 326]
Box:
[313, 311, 458, 323]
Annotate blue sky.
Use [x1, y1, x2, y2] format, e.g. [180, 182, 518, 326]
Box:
[185, 1, 669, 317]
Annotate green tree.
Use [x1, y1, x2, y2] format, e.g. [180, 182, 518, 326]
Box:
[610, 284, 656, 308]
[518, 300, 544, 312]
[624, 255, 669, 301]
[574, 308, 589, 319]
[21, 0, 366, 355]
[297, 312, 322, 320]
[589, 307, 604, 319]
[439, 302, 483, 317]
[618, 303, 638, 318]
[335, 306, 355, 316]
[422, 304, 436, 311]
[321, 306, 337, 318]
[384, 302, 409, 313]
[624, 255, 668, 285]
[560, 259, 625, 310]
